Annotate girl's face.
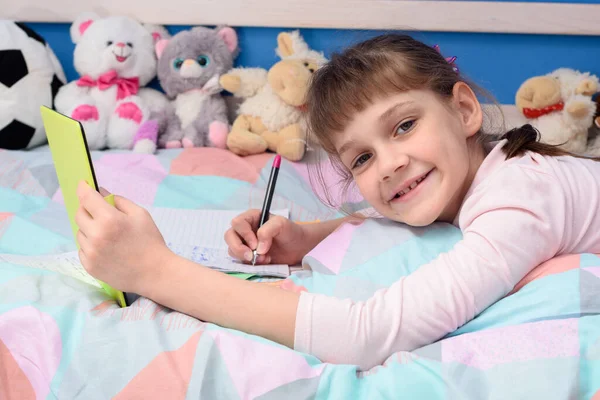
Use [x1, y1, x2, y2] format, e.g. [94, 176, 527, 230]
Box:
[334, 83, 484, 226]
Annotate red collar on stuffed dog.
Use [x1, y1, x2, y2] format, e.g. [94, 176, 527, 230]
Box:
[522, 102, 564, 119]
[77, 70, 139, 100]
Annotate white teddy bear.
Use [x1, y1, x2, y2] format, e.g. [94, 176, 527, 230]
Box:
[515, 68, 598, 155]
[54, 12, 170, 153]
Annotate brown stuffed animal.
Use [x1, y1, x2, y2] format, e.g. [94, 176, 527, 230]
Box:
[219, 31, 327, 162]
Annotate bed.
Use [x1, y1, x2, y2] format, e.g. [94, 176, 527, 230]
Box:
[2, 1, 600, 399]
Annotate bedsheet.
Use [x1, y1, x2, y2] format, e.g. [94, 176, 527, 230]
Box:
[1, 147, 599, 399]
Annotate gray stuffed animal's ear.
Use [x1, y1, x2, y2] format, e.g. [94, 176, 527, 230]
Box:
[70, 12, 100, 44]
[144, 24, 171, 44]
[215, 25, 240, 59]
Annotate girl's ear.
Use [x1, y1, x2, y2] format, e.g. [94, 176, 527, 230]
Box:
[452, 82, 483, 138]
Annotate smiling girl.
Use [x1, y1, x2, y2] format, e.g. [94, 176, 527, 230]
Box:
[75, 33, 600, 370]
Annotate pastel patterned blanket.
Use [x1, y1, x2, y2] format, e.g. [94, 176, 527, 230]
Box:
[0, 147, 599, 399]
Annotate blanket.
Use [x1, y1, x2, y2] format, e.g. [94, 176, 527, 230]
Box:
[1, 147, 599, 399]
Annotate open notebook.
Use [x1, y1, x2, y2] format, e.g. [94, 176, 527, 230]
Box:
[0, 207, 291, 289]
[149, 206, 290, 277]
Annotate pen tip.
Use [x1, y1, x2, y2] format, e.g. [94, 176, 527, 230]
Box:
[273, 155, 281, 168]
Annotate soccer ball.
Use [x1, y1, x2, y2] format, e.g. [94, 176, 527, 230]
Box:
[0, 21, 66, 150]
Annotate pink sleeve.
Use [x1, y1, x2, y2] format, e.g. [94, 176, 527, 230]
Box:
[293, 165, 567, 370]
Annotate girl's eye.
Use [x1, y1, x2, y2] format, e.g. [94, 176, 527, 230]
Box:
[173, 58, 184, 69]
[196, 55, 210, 67]
[395, 120, 415, 135]
[352, 153, 371, 169]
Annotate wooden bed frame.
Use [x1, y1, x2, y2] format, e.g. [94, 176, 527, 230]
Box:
[6, 0, 600, 36]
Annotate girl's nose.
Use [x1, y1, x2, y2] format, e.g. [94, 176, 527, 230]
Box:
[379, 152, 409, 182]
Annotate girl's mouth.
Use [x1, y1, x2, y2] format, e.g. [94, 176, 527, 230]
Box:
[391, 170, 432, 202]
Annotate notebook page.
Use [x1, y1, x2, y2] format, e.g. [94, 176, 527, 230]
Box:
[0, 208, 291, 287]
[147, 207, 290, 276]
[147, 207, 289, 250]
[166, 244, 289, 278]
[0, 252, 102, 288]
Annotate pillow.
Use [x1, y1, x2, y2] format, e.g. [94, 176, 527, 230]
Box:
[289, 218, 462, 299]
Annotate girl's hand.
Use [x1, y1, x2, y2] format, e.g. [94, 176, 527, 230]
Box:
[224, 209, 309, 266]
[75, 181, 172, 294]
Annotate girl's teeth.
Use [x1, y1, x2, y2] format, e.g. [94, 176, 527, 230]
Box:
[394, 173, 428, 199]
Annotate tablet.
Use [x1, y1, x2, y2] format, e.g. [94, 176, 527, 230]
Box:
[40, 106, 129, 307]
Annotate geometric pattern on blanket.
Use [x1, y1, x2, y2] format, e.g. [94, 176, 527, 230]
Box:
[1, 147, 600, 399]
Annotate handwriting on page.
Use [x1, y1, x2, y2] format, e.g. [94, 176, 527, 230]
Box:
[0, 252, 102, 288]
[0, 207, 292, 288]
[166, 243, 290, 278]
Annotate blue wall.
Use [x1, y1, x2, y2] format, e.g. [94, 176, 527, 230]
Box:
[25, 18, 600, 105]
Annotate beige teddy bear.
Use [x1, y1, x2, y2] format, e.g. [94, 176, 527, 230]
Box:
[515, 68, 598, 155]
[219, 31, 327, 162]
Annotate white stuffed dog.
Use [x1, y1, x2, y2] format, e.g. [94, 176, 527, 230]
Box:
[515, 68, 598, 155]
[54, 12, 169, 153]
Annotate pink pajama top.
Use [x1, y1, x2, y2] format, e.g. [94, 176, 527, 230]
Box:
[293, 139, 600, 370]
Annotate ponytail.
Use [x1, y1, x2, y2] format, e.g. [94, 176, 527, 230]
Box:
[499, 124, 600, 161]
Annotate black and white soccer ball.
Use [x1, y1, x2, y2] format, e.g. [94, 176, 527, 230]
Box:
[0, 21, 66, 150]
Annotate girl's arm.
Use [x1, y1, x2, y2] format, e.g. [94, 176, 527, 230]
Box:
[292, 165, 568, 369]
[145, 253, 300, 348]
[79, 167, 567, 372]
[74, 182, 354, 350]
[145, 216, 364, 347]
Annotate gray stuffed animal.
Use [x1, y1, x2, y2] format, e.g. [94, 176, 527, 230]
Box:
[153, 26, 239, 149]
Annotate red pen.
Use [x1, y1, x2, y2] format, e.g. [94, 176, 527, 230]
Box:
[252, 155, 281, 265]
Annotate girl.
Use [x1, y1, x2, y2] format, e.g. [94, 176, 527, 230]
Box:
[75, 33, 600, 371]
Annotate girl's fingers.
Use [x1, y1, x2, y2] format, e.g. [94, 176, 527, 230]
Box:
[255, 217, 285, 255]
[78, 249, 88, 270]
[76, 229, 92, 268]
[230, 210, 261, 250]
[224, 228, 254, 262]
[76, 229, 88, 249]
[75, 205, 94, 237]
[77, 181, 114, 220]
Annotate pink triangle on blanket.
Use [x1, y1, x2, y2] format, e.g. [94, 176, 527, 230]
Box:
[306, 220, 361, 274]
[169, 147, 272, 182]
[0, 306, 62, 400]
[584, 267, 600, 279]
[206, 329, 325, 399]
[507, 253, 580, 296]
[0, 338, 36, 400]
[113, 330, 203, 399]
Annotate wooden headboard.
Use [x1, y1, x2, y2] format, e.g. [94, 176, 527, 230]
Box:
[5, 0, 600, 35]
